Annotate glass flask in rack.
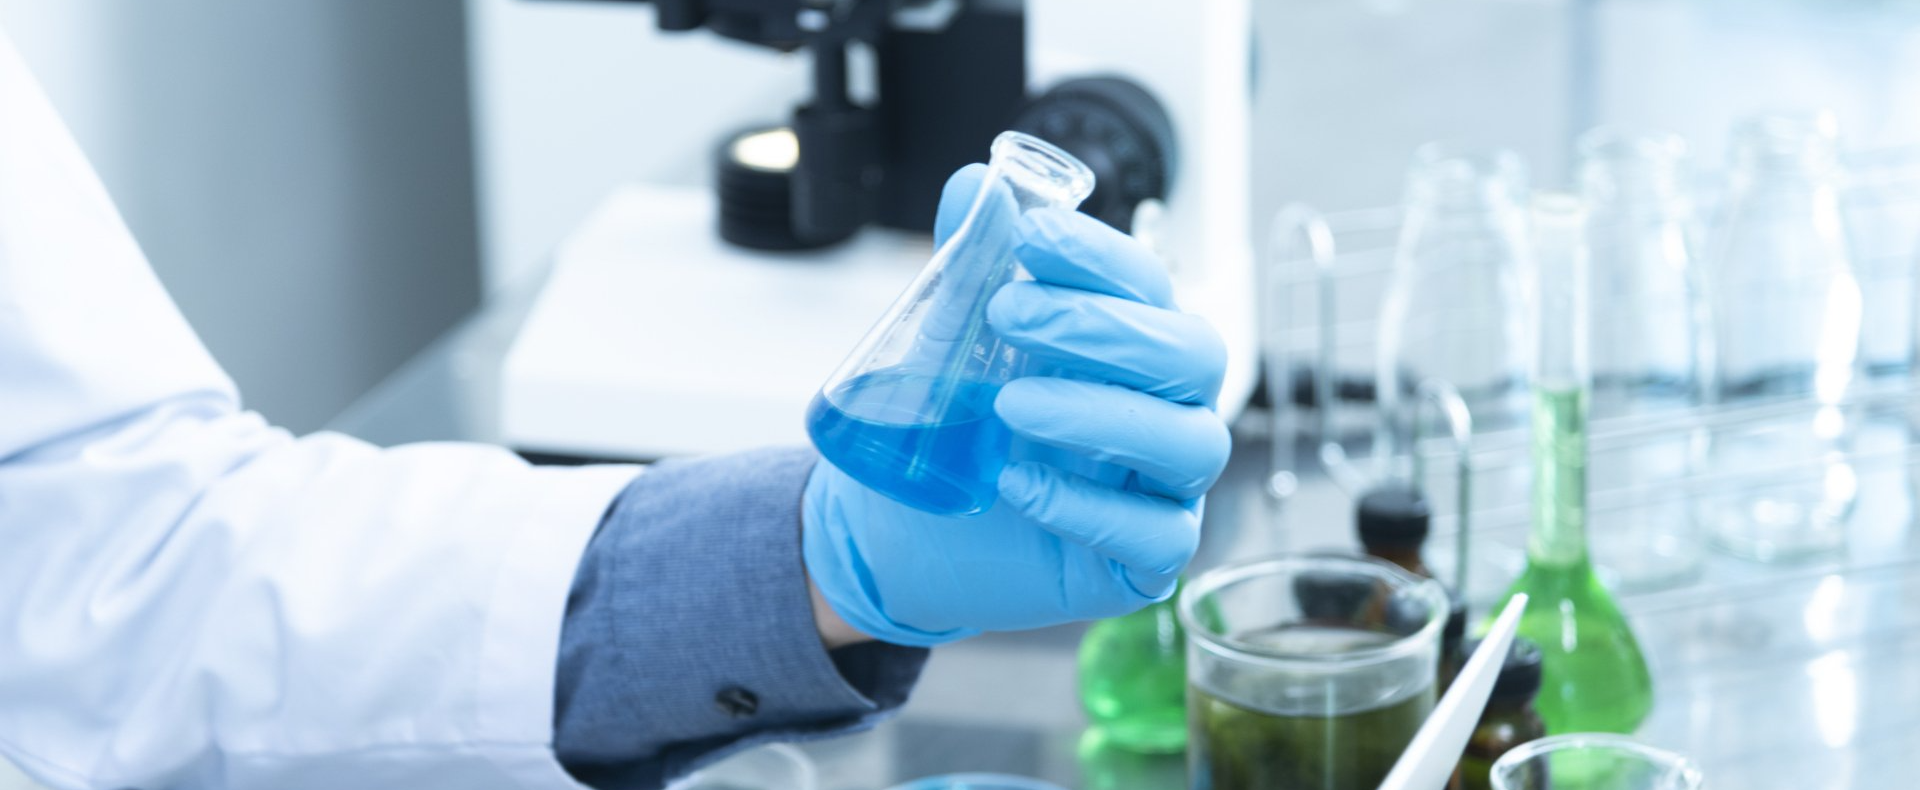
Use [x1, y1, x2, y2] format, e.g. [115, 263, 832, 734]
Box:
[1700, 111, 1862, 562]
[806, 131, 1095, 516]
[1376, 145, 1532, 485]
[1577, 127, 1708, 592]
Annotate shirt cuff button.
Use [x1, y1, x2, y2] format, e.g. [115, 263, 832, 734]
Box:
[715, 686, 760, 719]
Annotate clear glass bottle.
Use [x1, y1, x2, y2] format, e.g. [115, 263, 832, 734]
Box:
[1456, 638, 1548, 790]
[807, 131, 1095, 516]
[1494, 194, 1653, 735]
[1700, 111, 1861, 561]
[1577, 127, 1708, 591]
[1377, 145, 1532, 484]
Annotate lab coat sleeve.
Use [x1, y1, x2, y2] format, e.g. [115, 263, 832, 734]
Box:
[554, 448, 929, 790]
[0, 27, 640, 790]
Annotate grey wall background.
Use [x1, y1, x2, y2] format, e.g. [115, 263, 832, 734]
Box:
[0, 1, 480, 433]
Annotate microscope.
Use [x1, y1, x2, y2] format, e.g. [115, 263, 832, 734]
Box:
[502, 0, 1255, 459]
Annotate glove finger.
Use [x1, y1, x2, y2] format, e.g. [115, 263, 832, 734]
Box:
[988, 282, 1227, 406]
[998, 461, 1197, 597]
[997, 377, 1231, 501]
[1015, 207, 1176, 309]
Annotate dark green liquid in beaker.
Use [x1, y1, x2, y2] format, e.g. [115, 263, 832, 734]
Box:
[1188, 625, 1433, 790]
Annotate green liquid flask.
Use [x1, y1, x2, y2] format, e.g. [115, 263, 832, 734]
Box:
[1493, 195, 1653, 735]
[1078, 592, 1187, 753]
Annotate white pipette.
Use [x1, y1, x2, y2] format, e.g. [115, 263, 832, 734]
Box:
[1377, 593, 1530, 790]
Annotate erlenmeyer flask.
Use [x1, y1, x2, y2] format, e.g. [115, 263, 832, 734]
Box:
[1701, 111, 1861, 562]
[806, 132, 1095, 516]
[1377, 145, 1532, 482]
[1578, 128, 1708, 591]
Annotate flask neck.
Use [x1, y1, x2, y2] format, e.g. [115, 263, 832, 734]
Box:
[1531, 194, 1590, 387]
[1578, 130, 1690, 220]
[1528, 384, 1591, 569]
[1403, 145, 1527, 216]
[1728, 112, 1843, 187]
[1528, 191, 1592, 571]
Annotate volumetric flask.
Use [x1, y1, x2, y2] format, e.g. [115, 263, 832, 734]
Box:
[1700, 111, 1861, 562]
[1377, 144, 1532, 482]
[1578, 127, 1707, 591]
[1489, 734, 1703, 790]
[807, 132, 1095, 516]
[1179, 555, 1449, 790]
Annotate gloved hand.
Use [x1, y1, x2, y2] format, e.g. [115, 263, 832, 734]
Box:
[802, 163, 1233, 647]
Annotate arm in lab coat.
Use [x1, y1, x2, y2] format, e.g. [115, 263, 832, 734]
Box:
[0, 27, 915, 790]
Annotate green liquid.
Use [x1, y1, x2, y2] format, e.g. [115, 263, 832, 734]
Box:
[1495, 385, 1653, 734]
[1078, 598, 1188, 753]
[1188, 626, 1433, 790]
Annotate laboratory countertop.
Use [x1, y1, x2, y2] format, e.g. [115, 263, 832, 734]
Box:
[315, 285, 1920, 790]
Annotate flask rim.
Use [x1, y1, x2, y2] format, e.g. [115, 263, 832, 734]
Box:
[990, 130, 1096, 208]
[1405, 142, 1528, 208]
[1729, 110, 1843, 175]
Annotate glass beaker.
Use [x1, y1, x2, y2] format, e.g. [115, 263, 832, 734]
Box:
[806, 131, 1095, 516]
[1577, 127, 1707, 592]
[1700, 111, 1861, 562]
[1179, 555, 1449, 790]
[1377, 144, 1532, 484]
[1489, 734, 1703, 790]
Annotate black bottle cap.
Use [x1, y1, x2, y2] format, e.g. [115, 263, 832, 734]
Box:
[1356, 485, 1432, 549]
[1465, 636, 1545, 703]
[1293, 570, 1374, 623]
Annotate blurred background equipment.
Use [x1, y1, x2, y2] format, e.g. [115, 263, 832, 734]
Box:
[494, 0, 1258, 460]
[6, 1, 1920, 789]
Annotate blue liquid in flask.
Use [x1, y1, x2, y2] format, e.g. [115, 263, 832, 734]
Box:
[806, 370, 1012, 516]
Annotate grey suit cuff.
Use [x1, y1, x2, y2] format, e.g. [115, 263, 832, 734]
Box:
[553, 447, 928, 790]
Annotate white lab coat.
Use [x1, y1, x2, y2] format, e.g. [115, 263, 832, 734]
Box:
[0, 28, 638, 790]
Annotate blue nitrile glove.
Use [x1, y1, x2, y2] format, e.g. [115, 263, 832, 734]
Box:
[802, 163, 1232, 647]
